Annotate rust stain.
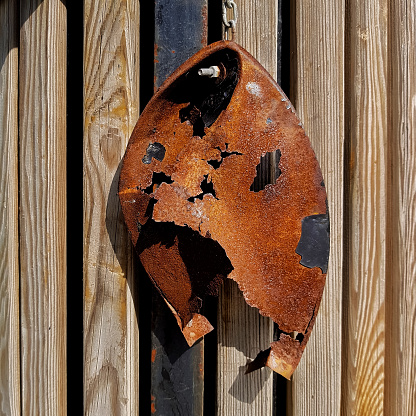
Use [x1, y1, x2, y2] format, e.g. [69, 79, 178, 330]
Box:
[119, 41, 329, 379]
[151, 395, 156, 413]
[151, 349, 157, 363]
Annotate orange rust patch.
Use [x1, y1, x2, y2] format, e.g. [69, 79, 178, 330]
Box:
[151, 394, 156, 413]
[151, 349, 156, 363]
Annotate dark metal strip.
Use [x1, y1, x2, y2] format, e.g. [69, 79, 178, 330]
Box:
[151, 2, 207, 415]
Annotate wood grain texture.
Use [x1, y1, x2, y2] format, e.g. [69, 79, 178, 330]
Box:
[19, 1, 67, 414]
[83, 1, 140, 414]
[218, 281, 273, 416]
[290, 1, 344, 415]
[217, 1, 277, 414]
[341, 1, 388, 414]
[0, 1, 20, 415]
[387, 1, 416, 415]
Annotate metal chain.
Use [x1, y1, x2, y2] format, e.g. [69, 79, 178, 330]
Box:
[222, 0, 237, 40]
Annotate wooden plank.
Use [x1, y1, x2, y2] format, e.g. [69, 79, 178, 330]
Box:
[217, 2, 277, 415]
[83, 1, 140, 414]
[19, 1, 67, 414]
[150, 2, 207, 415]
[341, 2, 388, 414]
[0, 1, 20, 415]
[290, 1, 344, 414]
[386, 1, 416, 414]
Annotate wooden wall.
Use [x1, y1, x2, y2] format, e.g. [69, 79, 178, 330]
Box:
[0, 0, 415, 414]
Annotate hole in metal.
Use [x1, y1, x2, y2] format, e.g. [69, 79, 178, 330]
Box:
[250, 149, 282, 191]
[143, 171, 174, 194]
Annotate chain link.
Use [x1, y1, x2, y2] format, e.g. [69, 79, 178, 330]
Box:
[222, 0, 237, 40]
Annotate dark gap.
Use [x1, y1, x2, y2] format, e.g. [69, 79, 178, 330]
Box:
[202, 295, 218, 416]
[250, 149, 282, 192]
[207, 146, 243, 170]
[273, 324, 288, 416]
[295, 333, 304, 343]
[142, 142, 166, 164]
[207, 159, 221, 169]
[187, 175, 217, 202]
[205, 3, 223, 413]
[276, 0, 283, 86]
[139, 0, 155, 112]
[341, 0, 352, 412]
[143, 171, 173, 195]
[207, 0, 223, 45]
[66, 0, 84, 413]
[137, 259, 153, 416]
[274, 3, 290, 415]
[138, 1, 156, 415]
[304, 304, 318, 335]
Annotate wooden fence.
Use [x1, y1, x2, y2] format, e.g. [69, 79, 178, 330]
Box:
[0, 0, 415, 415]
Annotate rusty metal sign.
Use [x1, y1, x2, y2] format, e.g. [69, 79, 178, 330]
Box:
[119, 40, 329, 379]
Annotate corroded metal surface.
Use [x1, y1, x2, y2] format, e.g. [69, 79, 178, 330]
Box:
[119, 40, 329, 379]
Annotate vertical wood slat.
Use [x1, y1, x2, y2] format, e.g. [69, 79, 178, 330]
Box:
[0, 1, 20, 415]
[217, 2, 278, 415]
[19, 1, 67, 414]
[151, 2, 207, 415]
[290, 1, 344, 415]
[342, 1, 388, 415]
[387, 1, 416, 415]
[83, 1, 140, 414]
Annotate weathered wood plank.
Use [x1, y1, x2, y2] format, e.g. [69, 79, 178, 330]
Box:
[150, 2, 207, 415]
[290, 1, 344, 414]
[83, 1, 140, 414]
[387, 1, 416, 414]
[19, 1, 67, 414]
[0, 1, 20, 415]
[217, 1, 277, 415]
[218, 282, 274, 416]
[341, 2, 388, 414]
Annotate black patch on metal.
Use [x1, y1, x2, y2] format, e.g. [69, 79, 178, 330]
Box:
[142, 142, 166, 164]
[296, 213, 330, 273]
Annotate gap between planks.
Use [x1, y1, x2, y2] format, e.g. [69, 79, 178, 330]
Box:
[217, 1, 278, 415]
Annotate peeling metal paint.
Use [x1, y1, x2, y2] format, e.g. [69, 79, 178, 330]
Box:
[119, 41, 329, 379]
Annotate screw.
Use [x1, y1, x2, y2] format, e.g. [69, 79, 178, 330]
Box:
[198, 66, 220, 78]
